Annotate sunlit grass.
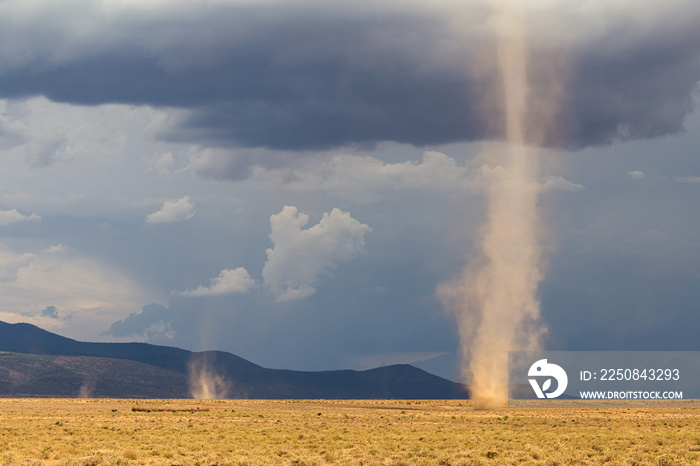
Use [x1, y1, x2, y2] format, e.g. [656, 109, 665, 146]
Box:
[0, 398, 698, 464]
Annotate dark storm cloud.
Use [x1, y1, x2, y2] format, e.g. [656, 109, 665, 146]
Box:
[104, 302, 172, 339]
[1, 1, 699, 151]
[40, 305, 58, 319]
[565, 24, 700, 146]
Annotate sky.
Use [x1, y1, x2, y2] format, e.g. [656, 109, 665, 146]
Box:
[0, 0, 699, 381]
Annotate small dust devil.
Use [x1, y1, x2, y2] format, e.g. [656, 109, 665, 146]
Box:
[439, 0, 565, 408]
[188, 353, 230, 399]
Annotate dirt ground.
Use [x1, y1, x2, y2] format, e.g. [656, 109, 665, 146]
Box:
[0, 398, 698, 465]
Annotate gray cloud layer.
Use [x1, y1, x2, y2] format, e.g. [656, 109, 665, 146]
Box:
[1, 1, 698, 151]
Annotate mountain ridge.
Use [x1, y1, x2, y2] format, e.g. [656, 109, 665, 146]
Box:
[0, 321, 469, 399]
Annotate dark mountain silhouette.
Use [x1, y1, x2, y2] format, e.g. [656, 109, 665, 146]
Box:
[0, 352, 189, 398]
[0, 321, 469, 399]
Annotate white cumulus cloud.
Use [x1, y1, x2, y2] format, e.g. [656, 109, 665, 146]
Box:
[540, 175, 585, 192]
[146, 196, 195, 223]
[247, 151, 472, 201]
[180, 268, 255, 297]
[628, 170, 645, 179]
[0, 96, 131, 167]
[262, 206, 371, 302]
[0, 252, 35, 282]
[0, 245, 154, 334]
[0, 209, 41, 226]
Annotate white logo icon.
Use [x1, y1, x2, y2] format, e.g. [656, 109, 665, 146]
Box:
[528, 359, 568, 399]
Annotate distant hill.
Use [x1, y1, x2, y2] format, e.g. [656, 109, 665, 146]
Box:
[0, 352, 188, 398]
[0, 321, 469, 399]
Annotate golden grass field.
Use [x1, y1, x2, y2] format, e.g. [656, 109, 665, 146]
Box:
[0, 398, 699, 465]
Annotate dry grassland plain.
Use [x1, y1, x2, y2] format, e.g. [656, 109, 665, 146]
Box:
[0, 398, 699, 465]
